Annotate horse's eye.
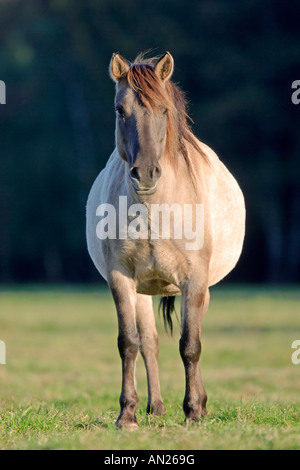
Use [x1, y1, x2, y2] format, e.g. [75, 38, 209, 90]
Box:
[116, 107, 125, 119]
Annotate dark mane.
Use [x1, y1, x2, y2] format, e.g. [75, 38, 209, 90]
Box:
[126, 55, 209, 180]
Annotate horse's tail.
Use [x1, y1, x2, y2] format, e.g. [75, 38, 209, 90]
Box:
[159, 296, 177, 335]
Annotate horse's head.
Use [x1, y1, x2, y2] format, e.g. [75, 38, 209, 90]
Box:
[110, 52, 174, 195]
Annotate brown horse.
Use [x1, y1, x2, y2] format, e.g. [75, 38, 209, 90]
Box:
[86, 52, 245, 428]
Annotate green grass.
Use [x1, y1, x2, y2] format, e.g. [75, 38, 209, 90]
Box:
[0, 285, 299, 449]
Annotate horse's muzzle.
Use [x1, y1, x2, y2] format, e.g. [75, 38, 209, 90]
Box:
[135, 183, 158, 196]
[129, 162, 161, 196]
[130, 178, 158, 196]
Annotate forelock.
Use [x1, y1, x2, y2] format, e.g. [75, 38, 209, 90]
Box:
[126, 63, 174, 112]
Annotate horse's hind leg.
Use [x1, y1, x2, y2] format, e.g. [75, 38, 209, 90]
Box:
[180, 283, 210, 421]
[109, 271, 139, 428]
[136, 294, 165, 416]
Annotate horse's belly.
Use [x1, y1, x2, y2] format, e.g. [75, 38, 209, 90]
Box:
[127, 238, 190, 294]
[208, 164, 245, 286]
[136, 280, 181, 296]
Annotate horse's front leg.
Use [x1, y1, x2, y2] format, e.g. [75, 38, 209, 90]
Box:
[179, 282, 210, 421]
[136, 293, 165, 416]
[109, 271, 139, 428]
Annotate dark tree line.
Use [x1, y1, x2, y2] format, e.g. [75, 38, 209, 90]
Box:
[0, 0, 299, 283]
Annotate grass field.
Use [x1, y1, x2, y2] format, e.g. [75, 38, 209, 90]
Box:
[0, 285, 299, 450]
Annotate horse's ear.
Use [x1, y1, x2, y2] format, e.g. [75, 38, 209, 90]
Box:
[110, 53, 130, 82]
[154, 52, 174, 82]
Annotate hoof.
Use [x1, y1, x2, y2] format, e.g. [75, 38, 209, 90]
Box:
[184, 408, 207, 424]
[116, 421, 139, 430]
[183, 390, 207, 418]
[184, 402, 207, 422]
[115, 415, 139, 430]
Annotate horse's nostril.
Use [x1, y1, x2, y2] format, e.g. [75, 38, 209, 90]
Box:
[130, 162, 161, 188]
[150, 164, 162, 181]
[130, 166, 140, 181]
[155, 164, 162, 179]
